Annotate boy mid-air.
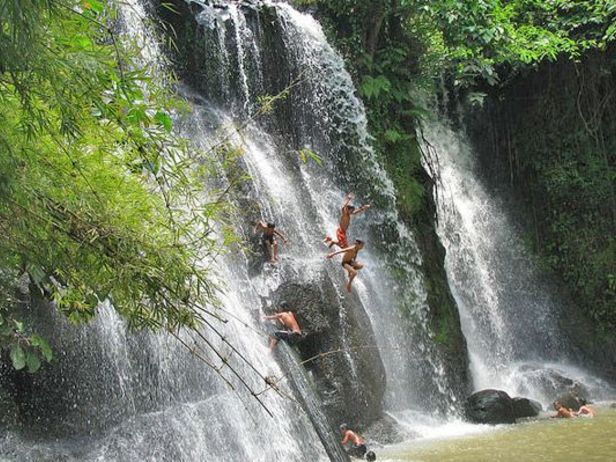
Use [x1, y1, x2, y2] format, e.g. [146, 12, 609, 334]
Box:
[326, 239, 365, 292]
[324, 193, 370, 249]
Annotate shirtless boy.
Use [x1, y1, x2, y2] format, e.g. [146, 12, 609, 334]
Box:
[324, 193, 370, 249]
[326, 239, 365, 292]
[573, 405, 595, 417]
[262, 301, 301, 352]
[339, 424, 367, 459]
[552, 401, 574, 418]
[253, 220, 288, 263]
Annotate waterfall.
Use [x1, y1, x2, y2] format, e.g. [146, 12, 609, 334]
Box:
[0, 1, 476, 460]
[423, 116, 614, 407]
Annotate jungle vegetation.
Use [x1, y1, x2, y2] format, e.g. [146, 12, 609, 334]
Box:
[0, 0, 233, 372]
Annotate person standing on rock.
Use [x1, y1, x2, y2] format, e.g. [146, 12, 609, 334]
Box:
[339, 423, 367, 459]
[253, 220, 288, 263]
[327, 239, 365, 292]
[262, 301, 301, 352]
[324, 193, 370, 249]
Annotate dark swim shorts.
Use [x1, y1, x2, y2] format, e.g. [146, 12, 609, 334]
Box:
[341, 259, 356, 268]
[348, 444, 367, 458]
[262, 233, 275, 245]
[273, 330, 301, 343]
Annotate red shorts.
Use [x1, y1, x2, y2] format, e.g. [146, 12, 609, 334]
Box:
[336, 227, 348, 248]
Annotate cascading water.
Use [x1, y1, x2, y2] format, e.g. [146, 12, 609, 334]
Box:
[423, 116, 614, 407]
[184, 0, 465, 418]
[0, 1, 479, 460]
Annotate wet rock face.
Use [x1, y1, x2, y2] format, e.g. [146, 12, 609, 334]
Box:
[555, 391, 588, 412]
[272, 276, 386, 428]
[515, 365, 591, 404]
[464, 389, 516, 424]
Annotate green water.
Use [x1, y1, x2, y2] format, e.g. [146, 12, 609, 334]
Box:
[381, 407, 616, 462]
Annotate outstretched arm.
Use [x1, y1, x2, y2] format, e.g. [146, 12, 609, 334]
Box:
[351, 204, 371, 215]
[274, 229, 288, 243]
[253, 220, 265, 234]
[262, 313, 282, 321]
[326, 245, 354, 259]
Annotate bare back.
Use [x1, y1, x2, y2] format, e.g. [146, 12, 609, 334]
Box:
[339, 207, 352, 230]
[341, 245, 360, 264]
[279, 311, 301, 333]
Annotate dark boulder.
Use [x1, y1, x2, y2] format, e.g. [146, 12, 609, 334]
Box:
[555, 389, 588, 411]
[271, 273, 386, 427]
[464, 389, 515, 424]
[512, 397, 542, 418]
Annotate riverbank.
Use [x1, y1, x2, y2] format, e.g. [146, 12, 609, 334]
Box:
[380, 405, 616, 462]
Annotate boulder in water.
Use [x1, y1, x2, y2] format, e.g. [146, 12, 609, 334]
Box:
[555, 389, 588, 411]
[512, 397, 542, 418]
[464, 389, 515, 424]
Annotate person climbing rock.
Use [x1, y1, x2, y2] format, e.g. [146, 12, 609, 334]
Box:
[339, 423, 367, 459]
[326, 239, 365, 292]
[324, 192, 370, 249]
[253, 219, 288, 263]
[262, 301, 301, 352]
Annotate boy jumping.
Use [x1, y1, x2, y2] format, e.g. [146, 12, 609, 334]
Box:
[327, 239, 365, 292]
[324, 193, 370, 249]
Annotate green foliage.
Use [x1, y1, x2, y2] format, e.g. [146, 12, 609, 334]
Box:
[297, 147, 323, 165]
[0, 0, 230, 371]
[313, 0, 615, 341]
[478, 49, 616, 331]
[402, 0, 616, 87]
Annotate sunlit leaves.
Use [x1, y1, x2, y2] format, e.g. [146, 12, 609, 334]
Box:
[0, 0, 226, 372]
[297, 147, 322, 165]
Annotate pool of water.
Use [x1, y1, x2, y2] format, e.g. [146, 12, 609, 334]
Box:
[380, 406, 616, 462]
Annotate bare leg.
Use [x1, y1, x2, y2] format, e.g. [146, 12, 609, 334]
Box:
[268, 336, 278, 353]
[273, 241, 279, 261]
[267, 242, 275, 262]
[324, 235, 339, 248]
[343, 263, 357, 292]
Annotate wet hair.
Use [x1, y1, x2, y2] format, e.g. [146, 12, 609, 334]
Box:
[366, 451, 377, 461]
[355, 239, 364, 245]
[553, 401, 562, 409]
[267, 222, 275, 228]
[345, 205, 356, 212]
[339, 423, 348, 433]
[279, 300, 289, 310]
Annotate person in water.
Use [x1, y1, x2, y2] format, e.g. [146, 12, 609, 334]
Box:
[324, 193, 370, 249]
[326, 239, 365, 292]
[573, 404, 595, 417]
[339, 423, 367, 458]
[262, 301, 301, 352]
[552, 401, 574, 418]
[253, 220, 288, 263]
